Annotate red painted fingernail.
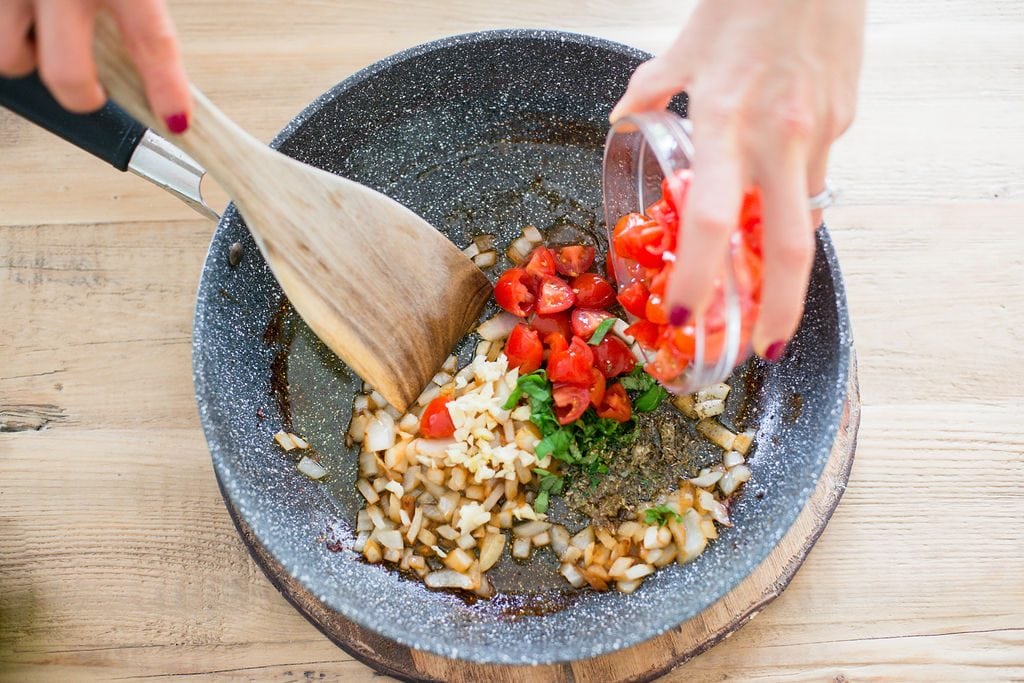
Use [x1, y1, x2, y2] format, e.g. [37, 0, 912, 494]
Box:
[164, 112, 188, 134]
[764, 341, 787, 362]
[669, 305, 690, 327]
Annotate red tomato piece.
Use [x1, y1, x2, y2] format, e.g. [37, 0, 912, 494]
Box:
[646, 197, 677, 231]
[571, 272, 616, 309]
[588, 367, 606, 407]
[645, 293, 669, 325]
[596, 382, 632, 422]
[617, 281, 650, 319]
[530, 311, 572, 341]
[553, 245, 595, 278]
[505, 324, 543, 373]
[524, 246, 557, 280]
[592, 335, 636, 378]
[625, 320, 662, 350]
[420, 396, 455, 438]
[661, 169, 692, 217]
[494, 268, 536, 317]
[570, 308, 614, 340]
[536, 275, 576, 315]
[544, 331, 568, 353]
[548, 335, 595, 385]
[552, 383, 590, 425]
[613, 213, 671, 268]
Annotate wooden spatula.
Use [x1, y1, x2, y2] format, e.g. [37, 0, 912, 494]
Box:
[90, 16, 491, 412]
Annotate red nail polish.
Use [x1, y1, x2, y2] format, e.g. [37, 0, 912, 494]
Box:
[764, 341, 787, 362]
[164, 112, 188, 134]
[669, 305, 690, 327]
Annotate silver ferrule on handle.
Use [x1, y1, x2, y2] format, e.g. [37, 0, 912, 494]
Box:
[127, 130, 219, 220]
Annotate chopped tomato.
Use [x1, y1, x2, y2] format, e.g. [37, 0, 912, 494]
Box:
[530, 311, 572, 341]
[494, 268, 536, 317]
[596, 383, 631, 422]
[570, 308, 614, 340]
[524, 246, 557, 280]
[660, 169, 692, 217]
[613, 213, 671, 268]
[536, 275, 575, 315]
[505, 324, 543, 373]
[544, 331, 568, 353]
[625, 320, 661, 350]
[552, 383, 590, 425]
[617, 281, 650, 319]
[420, 396, 455, 438]
[646, 198, 676, 230]
[587, 367, 606, 407]
[548, 335, 595, 385]
[645, 293, 669, 325]
[571, 272, 616, 309]
[592, 335, 636, 378]
[553, 245, 595, 278]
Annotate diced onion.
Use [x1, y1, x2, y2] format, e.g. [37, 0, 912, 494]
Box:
[425, 569, 474, 590]
[473, 251, 497, 269]
[478, 533, 506, 571]
[476, 312, 519, 341]
[297, 456, 327, 480]
[522, 225, 543, 243]
[273, 431, 297, 451]
[696, 418, 736, 451]
[695, 399, 726, 419]
[733, 429, 756, 455]
[723, 450, 745, 468]
[463, 242, 481, 259]
[696, 382, 731, 401]
[365, 411, 397, 452]
[472, 234, 495, 252]
[689, 468, 724, 487]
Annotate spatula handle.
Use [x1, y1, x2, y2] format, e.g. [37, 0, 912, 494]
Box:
[92, 13, 265, 199]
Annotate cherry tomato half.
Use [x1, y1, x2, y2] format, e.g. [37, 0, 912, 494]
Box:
[552, 383, 590, 425]
[530, 311, 572, 341]
[553, 245, 595, 278]
[570, 308, 614, 340]
[525, 246, 557, 280]
[624, 320, 662, 350]
[617, 281, 650, 319]
[494, 268, 536, 317]
[420, 396, 456, 438]
[536, 275, 576, 315]
[571, 272, 616, 309]
[588, 367, 606, 407]
[596, 382, 632, 422]
[505, 324, 543, 373]
[592, 335, 636, 378]
[548, 335, 595, 385]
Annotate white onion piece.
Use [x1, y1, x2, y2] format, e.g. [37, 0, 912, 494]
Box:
[696, 382, 731, 401]
[415, 438, 456, 459]
[431, 371, 452, 386]
[297, 456, 327, 480]
[695, 399, 726, 419]
[733, 429, 756, 455]
[512, 536, 532, 559]
[462, 242, 481, 259]
[369, 390, 386, 410]
[689, 469, 724, 488]
[624, 563, 655, 581]
[719, 464, 752, 496]
[522, 225, 543, 243]
[549, 525, 570, 558]
[723, 450, 745, 468]
[374, 529, 404, 551]
[477, 312, 519, 341]
[616, 579, 641, 594]
[472, 234, 495, 252]
[290, 434, 309, 450]
[473, 251, 497, 269]
[507, 236, 532, 263]
[273, 431, 297, 451]
[612, 318, 635, 344]
[364, 412, 397, 452]
[442, 355, 457, 373]
[513, 520, 551, 538]
[560, 563, 586, 588]
[416, 383, 441, 408]
[425, 569, 474, 590]
[398, 413, 419, 434]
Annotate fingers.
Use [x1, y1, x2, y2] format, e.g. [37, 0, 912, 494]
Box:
[806, 141, 830, 228]
[665, 127, 745, 327]
[751, 145, 815, 361]
[110, 0, 191, 132]
[35, 0, 105, 112]
[610, 37, 692, 122]
[0, 0, 36, 77]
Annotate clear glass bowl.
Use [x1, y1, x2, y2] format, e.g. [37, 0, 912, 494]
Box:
[602, 111, 756, 394]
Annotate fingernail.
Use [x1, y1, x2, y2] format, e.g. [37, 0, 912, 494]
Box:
[669, 305, 690, 327]
[164, 112, 188, 134]
[764, 341, 787, 362]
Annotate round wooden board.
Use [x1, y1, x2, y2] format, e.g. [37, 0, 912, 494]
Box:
[221, 354, 860, 683]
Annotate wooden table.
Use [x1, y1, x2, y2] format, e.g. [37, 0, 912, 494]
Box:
[2, 1, 1022, 680]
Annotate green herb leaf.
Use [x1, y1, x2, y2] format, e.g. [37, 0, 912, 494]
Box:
[620, 365, 655, 392]
[588, 318, 617, 346]
[644, 504, 683, 527]
[534, 489, 550, 514]
[635, 384, 668, 412]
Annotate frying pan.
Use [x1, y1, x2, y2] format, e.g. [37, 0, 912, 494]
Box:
[2, 30, 852, 665]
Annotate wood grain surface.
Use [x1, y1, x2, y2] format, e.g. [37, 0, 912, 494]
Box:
[2, 1, 1023, 681]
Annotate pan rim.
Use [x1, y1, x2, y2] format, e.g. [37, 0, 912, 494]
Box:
[192, 28, 853, 664]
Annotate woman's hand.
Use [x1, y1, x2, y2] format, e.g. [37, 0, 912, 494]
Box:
[612, 0, 865, 361]
[0, 0, 191, 132]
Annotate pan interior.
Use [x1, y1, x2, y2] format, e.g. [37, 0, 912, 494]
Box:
[193, 30, 850, 665]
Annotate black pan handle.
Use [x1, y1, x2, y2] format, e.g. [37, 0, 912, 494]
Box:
[0, 72, 146, 171]
[0, 72, 218, 219]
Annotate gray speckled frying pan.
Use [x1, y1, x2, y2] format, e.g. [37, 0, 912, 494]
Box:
[3, 30, 851, 666]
